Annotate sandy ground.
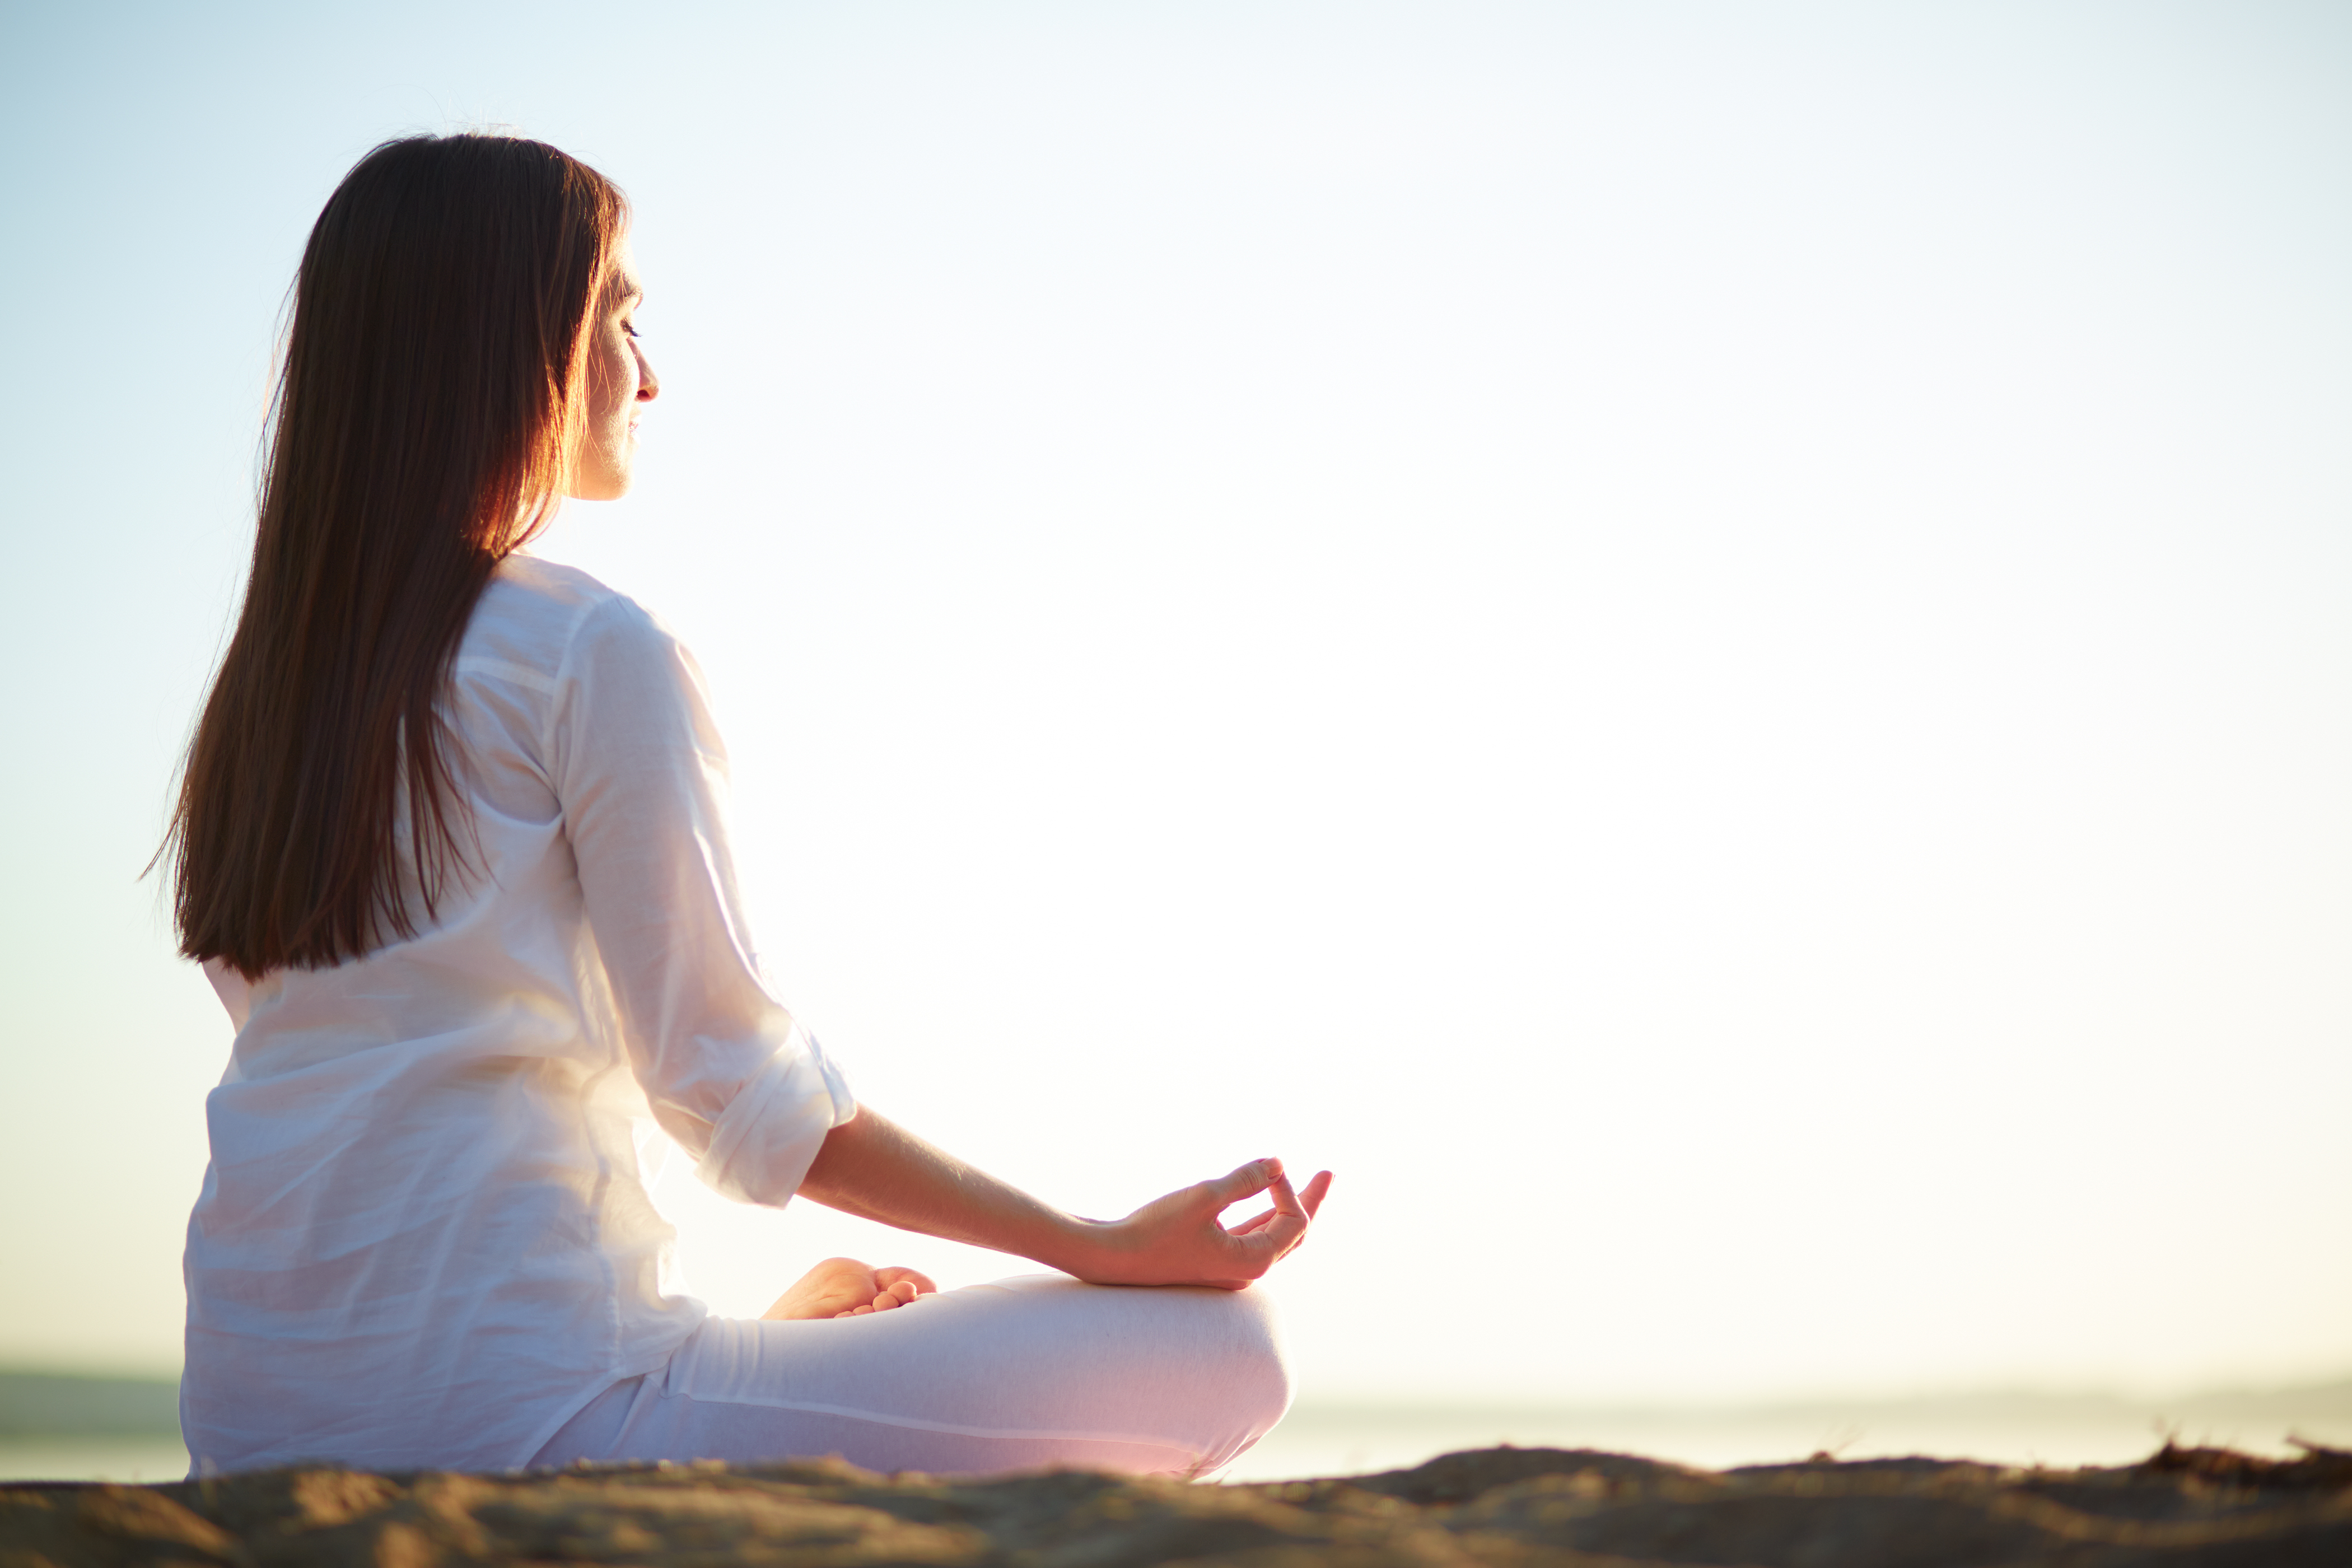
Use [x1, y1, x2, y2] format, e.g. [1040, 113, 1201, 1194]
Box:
[4, 1439, 2348, 1566]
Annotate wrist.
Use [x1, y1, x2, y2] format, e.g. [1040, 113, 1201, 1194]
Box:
[1044, 1211, 1122, 1281]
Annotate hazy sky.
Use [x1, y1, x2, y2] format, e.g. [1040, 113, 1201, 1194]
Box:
[2, 1, 2348, 1407]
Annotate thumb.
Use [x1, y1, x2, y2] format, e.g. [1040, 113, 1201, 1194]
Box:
[1202, 1158, 1283, 1210]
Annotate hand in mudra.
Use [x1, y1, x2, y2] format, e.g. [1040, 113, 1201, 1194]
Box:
[763, 1257, 940, 1320]
[1079, 1158, 1334, 1290]
[792, 1110, 1333, 1295]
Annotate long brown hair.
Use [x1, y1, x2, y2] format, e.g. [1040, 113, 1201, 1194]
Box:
[166, 134, 628, 979]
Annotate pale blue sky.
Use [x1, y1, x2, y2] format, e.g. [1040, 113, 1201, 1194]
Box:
[2, 2, 2349, 1405]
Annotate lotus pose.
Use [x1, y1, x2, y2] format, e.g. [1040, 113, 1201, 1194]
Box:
[166, 134, 1329, 1479]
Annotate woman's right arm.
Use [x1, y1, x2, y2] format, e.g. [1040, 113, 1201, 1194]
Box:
[799, 1108, 1332, 1290]
[550, 592, 1331, 1287]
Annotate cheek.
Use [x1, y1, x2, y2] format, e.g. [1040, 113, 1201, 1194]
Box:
[590, 354, 631, 434]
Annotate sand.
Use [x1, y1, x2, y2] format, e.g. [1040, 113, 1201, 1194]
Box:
[3, 1439, 2347, 1566]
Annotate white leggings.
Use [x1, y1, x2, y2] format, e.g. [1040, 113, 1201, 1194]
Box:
[528, 1275, 1292, 1479]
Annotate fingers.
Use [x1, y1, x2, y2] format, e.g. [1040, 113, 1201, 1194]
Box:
[1299, 1169, 1333, 1218]
[1266, 1171, 1309, 1221]
[1222, 1172, 1319, 1270]
[827, 1273, 934, 1318]
[1223, 1170, 1336, 1241]
[1201, 1157, 1284, 1210]
[1215, 1165, 1333, 1238]
[1201, 1160, 1331, 1216]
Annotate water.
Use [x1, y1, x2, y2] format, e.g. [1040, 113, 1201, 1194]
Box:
[1224, 1389, 2352, 1482]
[0, 1435, 190, 1484]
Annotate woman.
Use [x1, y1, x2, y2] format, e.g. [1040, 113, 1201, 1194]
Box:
[165, 133, 1330, 1480]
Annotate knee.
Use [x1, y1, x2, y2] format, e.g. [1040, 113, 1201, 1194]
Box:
[1206, 1285, 1293, 1431]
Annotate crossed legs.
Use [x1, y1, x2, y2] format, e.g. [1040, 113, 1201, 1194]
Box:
[530, 1273, 1292, 1478]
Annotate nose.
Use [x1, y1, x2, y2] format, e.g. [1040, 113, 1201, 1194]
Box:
[635, 342, 660, 404]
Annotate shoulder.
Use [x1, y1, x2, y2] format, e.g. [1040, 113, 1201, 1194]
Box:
[462, 553, 683, 691]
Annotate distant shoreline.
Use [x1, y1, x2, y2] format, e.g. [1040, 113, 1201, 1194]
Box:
[6, 1365, 2348, 1440]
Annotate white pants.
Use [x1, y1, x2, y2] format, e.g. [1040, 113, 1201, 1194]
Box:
[528, 1275, 1292, 1478]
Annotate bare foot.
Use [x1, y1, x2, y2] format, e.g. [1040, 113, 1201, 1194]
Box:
[761, 1257, 940, 1321]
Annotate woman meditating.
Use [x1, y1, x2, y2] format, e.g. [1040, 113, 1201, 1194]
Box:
[165, 133, 1331, 1480]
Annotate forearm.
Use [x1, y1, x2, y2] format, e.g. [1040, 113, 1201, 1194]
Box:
[797, 1107, 1105, 1275]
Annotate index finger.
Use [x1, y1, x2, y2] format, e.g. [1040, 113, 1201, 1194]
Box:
[1298, 1169, 1333, 1218]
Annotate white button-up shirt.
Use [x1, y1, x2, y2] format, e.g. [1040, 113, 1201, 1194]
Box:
[181, 554, 854, 1474]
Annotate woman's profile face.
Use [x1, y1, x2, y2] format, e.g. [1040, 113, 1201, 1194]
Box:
[569, 234, 658, 501]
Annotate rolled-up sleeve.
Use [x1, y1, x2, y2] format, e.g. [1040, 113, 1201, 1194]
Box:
[547, 595, 854, 1206]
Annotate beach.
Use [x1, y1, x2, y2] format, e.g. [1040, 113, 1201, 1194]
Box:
[6, 1438, 2349, 1565]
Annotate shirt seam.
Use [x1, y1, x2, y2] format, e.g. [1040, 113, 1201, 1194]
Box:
[542, 590, 638, 777]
